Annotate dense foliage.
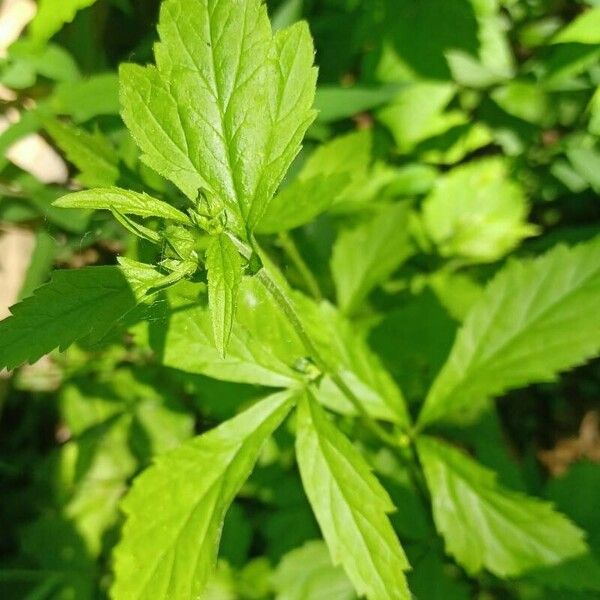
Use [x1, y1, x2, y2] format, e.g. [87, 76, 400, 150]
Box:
[1, 0, 600, 598]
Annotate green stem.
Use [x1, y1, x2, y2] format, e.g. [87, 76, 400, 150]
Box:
[277, 232, 322, 300]
[226, 231, 404, 447]
[242, 244, 402, 448]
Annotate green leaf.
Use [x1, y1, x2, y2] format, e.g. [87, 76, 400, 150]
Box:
[272, 540, 356, 600]
[157, 279, 303, 388]
[417, 436, 587, 577]
[111, 390, 296, 600]
[418, 237, 600, 426]
[331, 202, 414, 314]
[44, 119, 119, 188]
[0, 267, 140, 370]
[29, 0, 100, 44]
[590, 87, 600, 136]
[54, 188, 191, 224]
[377, 83, 456, 153]
[315, 85, 401, 123]
[553, 7, 600, 44]
[301, 299, 410, 426]
[421, 157, 538, 263]
[157, 277, 408, 425]
[295, 392, 411, 600]
[256, 173, 349, 234]
[120, 0, 317, 235]
[50, 74, 120, 123]
[257, 130, 371, 233]
[206, 234, 243, 357]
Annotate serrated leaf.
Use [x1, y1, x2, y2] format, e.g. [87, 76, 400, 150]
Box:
[257, 130, 371, 232]
[331, 202, 414, 314]
[0, 267, 141, 370]
[44, 118, 119, 188]
[111, 390, 296, 600]
[417, 436, 587, 577]
[29, 0, 100, 44]
[157, 278, 408, 425]
[419, 237, 600, 427]
[295, 392, 411, 600]
[206, 234, 243, 357]
[553, 7, 600, 44]
[120, 0, 317, 235]
[422, 157, 538, 263]
[158, 280, 304, 388]
[301, 299, 409, 426]
[54, 188, 191, 224]
[256, 173, 349, 234]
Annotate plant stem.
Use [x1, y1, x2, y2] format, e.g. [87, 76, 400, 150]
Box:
[256, 271, 402, 450]
[227, 231, 406, 447]
[277, 232, 322, 300]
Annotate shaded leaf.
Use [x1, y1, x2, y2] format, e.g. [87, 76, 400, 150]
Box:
[417, 436, 587, 577]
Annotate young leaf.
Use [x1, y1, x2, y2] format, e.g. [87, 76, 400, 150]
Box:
[417, 436, 587, 577]
[331, 202, 414, 314]
[44, 118, 119, 188]
[295, 392, 411, 600]
[419, 237, 600, 427]
[206, 234, 243, 357]
[120, 0, 317, 235]
[54, 188, 191, 224]
[111, 390, 296, 600]
[0, 267, 140, 370]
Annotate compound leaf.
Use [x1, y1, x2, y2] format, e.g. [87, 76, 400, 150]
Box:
[419, 237, 600, 426]
[295, 392, 411, 600]
[206, 233, 243, 357]
[112, 390, 296, 600]
[417, 436, 587, 577]
[120, 0, 317, 235]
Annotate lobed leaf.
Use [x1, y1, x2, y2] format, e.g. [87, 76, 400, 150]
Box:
[111, 390, 296, 600]
[120, 0, 317, 236]
[421, 157, 538, 263]
[295, 392, 411, 600]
